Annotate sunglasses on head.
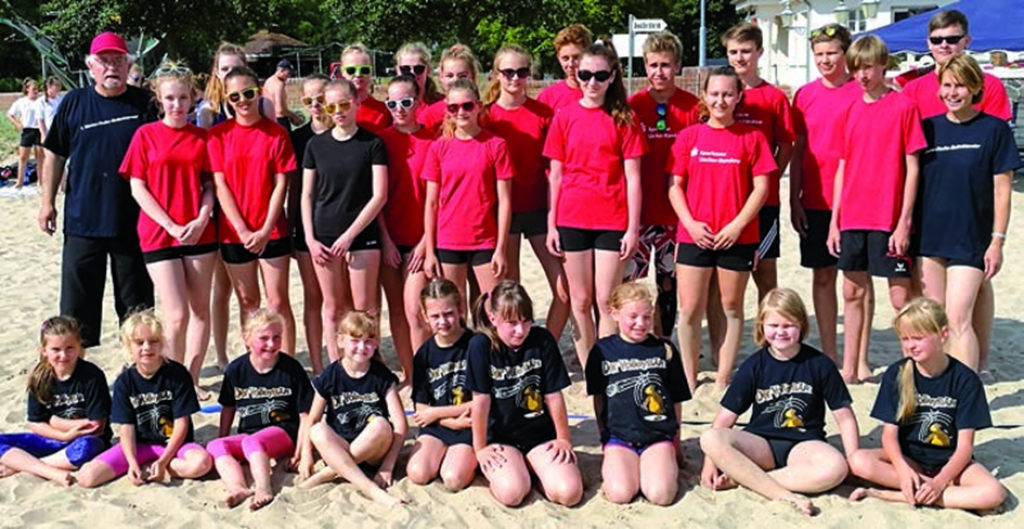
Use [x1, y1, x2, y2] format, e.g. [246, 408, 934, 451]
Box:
[810, 26, 839, 39]
[301, 94, 325, 107]
[323, 100, 353, 114]
[929, 35, 965, 45]
[446, 101, 477, 113]
[226, 87, 259, 103]
[385, 97, 415, 110]
[499, 67, 531, 80]
[578, 69, 612, 83]
[399, 64, 428, 76]
[150, 64, 191, 79]
[344, 65, 372, 76]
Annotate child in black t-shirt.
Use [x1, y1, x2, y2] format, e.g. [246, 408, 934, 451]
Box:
[406, 279, 478, 491]
[466, 281, 581, 507]
[0, 317, 109, 486]
[298, 312, 407, 507]
[77, 312, 213, 488]
[849, 298, 1005, 511]
[700, 288, 859, 516]
[586, 283, 690, 505]
[209, 309, 314, 510]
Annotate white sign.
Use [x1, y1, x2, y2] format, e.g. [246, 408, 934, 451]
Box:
[612, 34, 649, 58]
[632, 18, 667, 33]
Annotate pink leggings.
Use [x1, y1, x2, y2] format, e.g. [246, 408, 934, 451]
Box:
[207, 426, 294, 462]
[94, 442, 206, 477]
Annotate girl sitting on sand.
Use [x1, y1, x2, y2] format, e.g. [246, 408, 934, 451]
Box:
[848, 297, 1005, 511]
[467, 281, 582, 507]
[209, 309, 313, 510]
[77, 312, 212, 488]
[585, 283, 690, 505]
[299, 312, 407, 507]
[700, 288, 860, 516]
[0, 317, 110, 485]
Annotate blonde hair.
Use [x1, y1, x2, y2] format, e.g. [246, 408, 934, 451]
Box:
[22, 77, 37, 94]
[892, 298, 949, 423]
[120, 310, 166, 362]
[473, 281, 534, 352]
[242, 308, 285, 343]
[608, 282, 655, 312]
[341, 43, 371, 63]
[938, 54, 985, 104]
[642, 31, 683, 64]
[440, 79, 485, 139]
[721, 23, 764, 50]
[419, 278, 463, 312]
[204, 42, 247, 114]
[395, 42, 442, 104]
[754, 288, 810, 347]
[28, 316, 83, 405]
[483, 45, 532, 107]
[339, 311, 383, 362]
[151, 61, 196, 107]
[846, 35, 889, 71]
[326, 78, 357, 99]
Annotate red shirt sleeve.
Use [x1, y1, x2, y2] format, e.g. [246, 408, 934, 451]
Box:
[542, 113, 567, 162]
[749, 130, 780, 177]
[902, 103, 928, 154]
[119, 127, 148, 181]
[621, 122, 649, 159]
[982, 75, 1013, 121]
[774, 92, 796, 144]
[491, 138, 515, 181]
[271, 128, 297, 174]
[206, 129, 224, 173]
[666, 130, 693, 184]
[422, 141, 442, 183]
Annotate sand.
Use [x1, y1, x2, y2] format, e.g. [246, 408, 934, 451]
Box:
[1, 180, 1023, 528]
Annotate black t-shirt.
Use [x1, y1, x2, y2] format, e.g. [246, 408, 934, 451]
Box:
[585, 334, 690, 445]
[302, 127, 388, 242]
[110, 360, 199, 445]
[871, 357, 992, 470]
[26, 359, 113, 445]
[312, 359, 398, 442]
[219, 353, 314, 442]
[43, 86, 156, 238]
[721, 344, 852, 442]
[412, 331, 475, 407]
[465, 328, 571, 445]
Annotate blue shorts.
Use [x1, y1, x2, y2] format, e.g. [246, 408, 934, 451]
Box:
[419, 424, 472, 446]
[0, 433, 106, 468]
[602, 434, 675, 456]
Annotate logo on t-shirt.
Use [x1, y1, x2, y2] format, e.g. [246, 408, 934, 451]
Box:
[138, 403, 174, 439]
[756, 382, 814, 432]
[910, 393, 957, 447]
[494, 374, 545, 419]
[238, 398, 292, 425]
[602, 359, 671, 422]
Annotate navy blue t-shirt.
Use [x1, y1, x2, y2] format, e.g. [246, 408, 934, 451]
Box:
[43, 86, 156, 238]
[465, 328, 571, 446]
[110, 360, 199, 445]
[412, 331, 475, 444]
[585, 334, 691, 445]
[26, 359, 113, 445]
[312, 359, 398, 443]
[871, 356, 991, 471]
[721, 344, 852, 442]
[219, 353, 314, 443]
[916, 113, 1021, 263]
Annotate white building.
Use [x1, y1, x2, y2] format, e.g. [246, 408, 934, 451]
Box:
[732, 0, 958, 89]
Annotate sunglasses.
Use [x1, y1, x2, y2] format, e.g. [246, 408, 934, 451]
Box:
[301, 94, 325, 107]
[151, 64, 191, 78]
[323, 100, 353, 114]
[446, 101, 477, 113]
[226, 87, 260, 103]
[809, 26, 839, 39]
[385, 97, 415, 110]
[344, 65, 373, 76]
[499, 67, 531, 80]
[578, 69, 612, 83]
[929, 35, 965, 45]
[399, 64, 428, 76]
[655, 103, 668, 132]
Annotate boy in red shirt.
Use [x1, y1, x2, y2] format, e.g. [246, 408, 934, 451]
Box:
[538, 24, 593, 112]
[827, 36, 926, 383]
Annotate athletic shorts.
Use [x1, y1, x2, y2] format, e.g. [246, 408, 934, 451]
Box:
[799, 209, 838, 269]
[602, 434, 674, 456]
[437, 248, 494, 266]
[766, 437, 803, 469]
[314, 228, 381, 252]
[917, 254, 985, 272]
[675, 243, 757, 272]
[509, 209, 548, 237]
[0, 432, 106, 468]
[624, 225, 677, 281]
[93, 441, 208, 477]
[220, 237, 293, 265]
[836, 230, 912, 278]
[19, 127, 41, 147]
[418, 424, 472, 446]
[558, 227, 624, 252]
[757, 206, 781, 260]
[143, 243, 218, 264]
[489, 434, 553, 456]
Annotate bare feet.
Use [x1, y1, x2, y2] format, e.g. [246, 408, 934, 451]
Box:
[849, 487, 870, 502]
[249, 487, 275, 510]
[777, 493, 816, 516]
[195, 385, 212, 402]
[53, 471, 74, 487]
[298, 467, 338, 489]
[222, 487, 254, 508]
[0, 463, 16, 479]
[367, 488, 407, 508]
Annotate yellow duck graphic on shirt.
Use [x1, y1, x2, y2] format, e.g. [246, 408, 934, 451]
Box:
[926, 423, 951, 447]
[782, 409, 804, 429]
[643, 385, 665, 415]
[452, 386, 466, 405]
[158, 416, 174, 438]
[523, 387, 542, 413]
[269, 409, 289, 423]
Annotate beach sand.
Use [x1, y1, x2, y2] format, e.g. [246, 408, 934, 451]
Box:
[1, 180, 1023, 528]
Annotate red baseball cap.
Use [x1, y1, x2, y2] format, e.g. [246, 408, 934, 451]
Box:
[90, 32, 129, 55]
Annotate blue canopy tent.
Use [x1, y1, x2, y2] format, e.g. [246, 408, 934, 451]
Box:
[863, 0, 1024, 52]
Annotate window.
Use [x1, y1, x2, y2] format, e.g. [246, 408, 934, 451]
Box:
[849, 8, 868, 32]
[893, 6, 939, 23]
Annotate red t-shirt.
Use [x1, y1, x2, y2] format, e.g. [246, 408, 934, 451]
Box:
[357, 97, 393, 135]
[734, 81, 795, 207]
[380, 126, 434, 248]
[902, 71, 1012, 120]
[485, 98, 553, 213]
[119, 122, 216, 252]
[667, 123, 777, 245]
[838, 91, 927, 231]
[629, 88, 701, 226]
[543, 103, 649, 231]
[420, 100, 447, 137]
[791, 79, 861, 211]
[207, 118, 297, 244]
[537, 81, 583, 112]
[422, 130, 515, 250]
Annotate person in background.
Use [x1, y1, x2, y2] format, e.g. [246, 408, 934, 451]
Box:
[538, 24, 593, 111]
[7, 78, 44, 190]
[264, 59, 302, 130]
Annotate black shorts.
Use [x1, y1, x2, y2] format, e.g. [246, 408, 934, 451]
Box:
[220, 237, 293, 265]
[292, 222, 309, 253]
[836, 230, 912, 278]
[143, 243, 218, 264]
[675, 243, 757, 272]
[314, 228, 381, 252]
[766, 437, 804, 469]
[276, 117, 292, 131]
[419, 424, 472, 446]
[757, 206, 781, 260]
[799, 209, 838, 269]
[917, 253, 985, 272]
[19, 127, 41, 147]
[558, 226, 623, 252]
[510, 209, 548, 237]
[437, 248, 494, 266]
[490, 434, 552, 456]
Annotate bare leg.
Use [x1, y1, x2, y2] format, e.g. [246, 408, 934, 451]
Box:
[840, 271, 870, 384]
[259, 255, 295, 356]
[563, 250, 596, 367]
[974, 280, 995, 372]
[639, 442, 679, 505]
[183, 253, 216, 389]
[304, 423, 403, 506]
[146, 259, 190, 364]
[715, 268, 751, 390]
[944, 265, 985, 371]
[811, 267, 839, 363]
[752, 258, 778, 302]
[676, 264, 714, 393]
[295, 251, 325, 373]
[212, 259, 233, 370]
[381, 262, 413, 383]
[0, 448, 73, 486]
[601, 445, 640, 504]
[594, 249, 626, 339]
[529, 234, 571, 341]
[314, 257, 353, 363]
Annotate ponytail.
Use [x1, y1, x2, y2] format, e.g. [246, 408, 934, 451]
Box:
[896, 359, 918, 424]
[483, 45, 532, 109]
[29, 316, 83, 405]
[891, 297, 949, 424]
